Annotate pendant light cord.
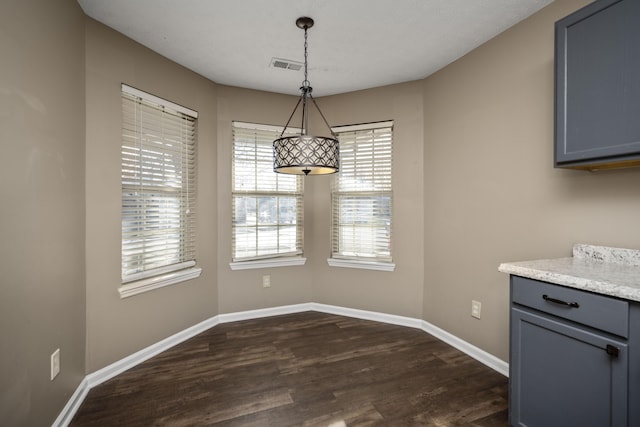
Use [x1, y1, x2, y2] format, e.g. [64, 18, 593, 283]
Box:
[277, 17, 336, 138]
[300, 26, 311, 135]
[273, 16, 339, 175]
[302, 26, 310, 89]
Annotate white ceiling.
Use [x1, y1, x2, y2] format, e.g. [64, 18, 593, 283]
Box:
[77, 0, 553, 96]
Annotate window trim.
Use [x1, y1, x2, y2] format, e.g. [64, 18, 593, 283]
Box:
[231, 121, 304, 265]
[326, 257, 395, 272]
[332, 120, 393, 133]
[122, 84, 198, 118]
[118, 266, 202, 298]
[229, 256, 307, 271]
[329, 121, 394, 270]
[120, 84, 200, 296]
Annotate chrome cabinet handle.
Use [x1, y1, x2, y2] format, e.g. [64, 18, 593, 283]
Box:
[542, 294, 580, 308]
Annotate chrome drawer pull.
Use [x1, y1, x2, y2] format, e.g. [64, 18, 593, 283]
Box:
[542, 294, 580, 308]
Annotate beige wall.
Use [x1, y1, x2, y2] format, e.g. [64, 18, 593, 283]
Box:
[309, 82, 425, 318]
[216, 86, 314, 313]
[215, 82, 424, 317]
[422, 0, 640, 361]
[0, 0, 86, 425]
[7, 0, 640, 422]
[85, 18, 219, 372]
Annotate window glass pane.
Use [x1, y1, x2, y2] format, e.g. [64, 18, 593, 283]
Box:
[278, 225, 299, 253]
[331, 123, 393, 262]
[234, 226, 256, 260]
[279, 197, 298, 224]
[121, 86, 197, 282]
[234, 196, 255, 225]
[232, 123, 303, 261]
[257, 196, 277, 225]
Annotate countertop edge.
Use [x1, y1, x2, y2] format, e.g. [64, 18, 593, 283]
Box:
[498, 260, 640, 303]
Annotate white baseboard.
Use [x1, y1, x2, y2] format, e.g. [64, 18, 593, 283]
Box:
[218, 303, 312, 323]
[311, 303, 424, 329]
[420, 320, 509, 377]
[85, 315, 220, 388]
[54, 303, 508, 425]
[309, 303, 508, 377]
[52, 378, 89, 427]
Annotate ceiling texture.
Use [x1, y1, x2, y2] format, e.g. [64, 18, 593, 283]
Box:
[78, 0, 553, 96]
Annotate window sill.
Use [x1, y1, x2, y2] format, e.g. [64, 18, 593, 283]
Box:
[118, 267, 202, 299]
[229, 257, 307, 271]
[327, 258, 396, 272]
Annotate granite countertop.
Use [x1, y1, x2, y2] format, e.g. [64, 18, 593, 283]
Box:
[498, 244, 640, 302]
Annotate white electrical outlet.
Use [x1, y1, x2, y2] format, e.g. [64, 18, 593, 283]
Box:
[262, 275, 271, 288]
[471, 300, 482, 319]
[51, 348, 60, 380]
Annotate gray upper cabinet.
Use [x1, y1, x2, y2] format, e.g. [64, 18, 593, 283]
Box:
[555, 0, 640, 170]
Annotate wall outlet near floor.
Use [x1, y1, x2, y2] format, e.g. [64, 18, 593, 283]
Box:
[471, 300, 482, 319]
[262, 275, 271, 288]
[51, 348, 60, 380]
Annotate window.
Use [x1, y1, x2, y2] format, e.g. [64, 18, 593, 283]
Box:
[120, 84, 201, 298]
[329, 121, 394, 271]
[231, 122, 305, 269]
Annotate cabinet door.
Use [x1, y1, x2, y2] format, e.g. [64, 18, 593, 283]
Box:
[510, 307, 628, 427]
[555, 0, 640, 167]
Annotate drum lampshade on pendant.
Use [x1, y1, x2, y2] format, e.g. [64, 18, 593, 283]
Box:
[273, 17, 339, 176]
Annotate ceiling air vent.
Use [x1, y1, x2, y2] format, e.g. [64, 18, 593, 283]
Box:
[270, 58, 303, 71]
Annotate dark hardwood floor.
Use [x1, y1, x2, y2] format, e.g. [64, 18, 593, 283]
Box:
[71, 312, 508, 426]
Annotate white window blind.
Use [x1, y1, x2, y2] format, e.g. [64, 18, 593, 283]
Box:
[121, 84, 198, 283]
[232, 122, 303, 262]
[331, 121, 393, 262]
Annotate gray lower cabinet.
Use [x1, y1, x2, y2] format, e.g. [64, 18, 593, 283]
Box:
[509, 276, 639, 427]
[555, 0, 640, 170]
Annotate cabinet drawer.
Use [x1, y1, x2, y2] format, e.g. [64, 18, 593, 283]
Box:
[511, 276, 628, 338]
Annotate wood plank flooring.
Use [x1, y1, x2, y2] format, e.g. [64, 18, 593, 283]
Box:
[71, 312, 508, 426]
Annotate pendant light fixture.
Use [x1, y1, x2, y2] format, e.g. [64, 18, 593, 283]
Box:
[273, 17, 339, 175]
